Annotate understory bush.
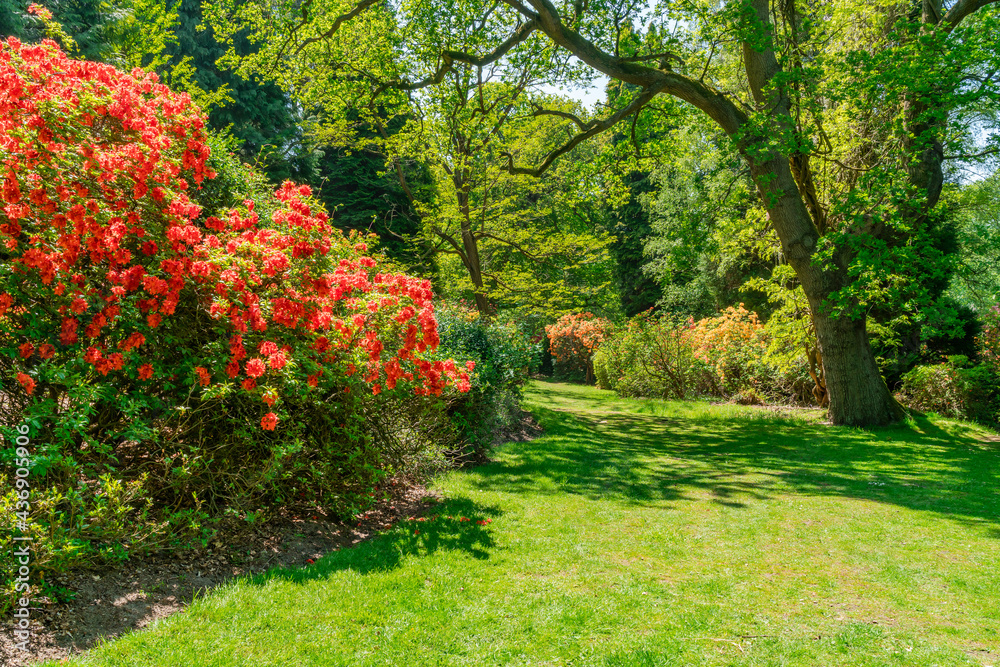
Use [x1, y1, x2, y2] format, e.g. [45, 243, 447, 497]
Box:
[895, 303, 1000, 432]
[0, 37, 473, 607]
[897, 357, 999, 425]
[436, 305, 535, 462]
[594, 306, 815, 404]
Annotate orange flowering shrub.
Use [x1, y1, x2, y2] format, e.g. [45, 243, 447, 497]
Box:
[546, 312, 613, 383]
[685, 305, 768, 396]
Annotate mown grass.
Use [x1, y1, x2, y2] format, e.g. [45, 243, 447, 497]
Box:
[56, 381, 1000, 666]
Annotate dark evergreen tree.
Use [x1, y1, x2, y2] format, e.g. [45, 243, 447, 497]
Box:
[163, 0, 309, 184]
[312, 145, 423, 266]
[0, 0, 26, 37]
[610, 169, 662, 317]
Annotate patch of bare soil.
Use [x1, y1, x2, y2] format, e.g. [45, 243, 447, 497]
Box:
[497, 409, 544, 444]
[0, 484, 441, 666]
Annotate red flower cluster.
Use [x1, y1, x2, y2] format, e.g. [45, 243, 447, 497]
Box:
[1, 38, 471, 428]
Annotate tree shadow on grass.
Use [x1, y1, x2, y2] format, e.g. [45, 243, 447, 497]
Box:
[249, 497, 503, 587]
[470, 385, 1000, 536]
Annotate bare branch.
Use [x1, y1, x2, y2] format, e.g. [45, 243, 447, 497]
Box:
[502, 82, 667, 176]
[942, 146, 1000, 159]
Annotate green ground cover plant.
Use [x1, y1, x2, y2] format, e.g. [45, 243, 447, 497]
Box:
[51, 381, 1000, 667]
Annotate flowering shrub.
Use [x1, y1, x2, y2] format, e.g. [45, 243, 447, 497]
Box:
[0, 34, 468, 427]
[685, 305, 770, 397]
[0, 36, 471, 593]
[546, 312, 613, 383]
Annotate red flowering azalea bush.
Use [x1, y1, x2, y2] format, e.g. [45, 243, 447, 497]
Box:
[545, 312, 613, 383]
[0, 37, 471, 585]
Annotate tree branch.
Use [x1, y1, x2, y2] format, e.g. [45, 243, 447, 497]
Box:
[291, 0, 382, 57]
[474, 231, 547, 261]
[943, 0, 1000, 29]
[942, 146, 1000, 159]
[523, 0, 749, 134]
[430, 228, 472, 271]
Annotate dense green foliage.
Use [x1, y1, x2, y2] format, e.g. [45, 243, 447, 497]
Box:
[898, 356, 1000, 425]
[436, 306, 536, 461]
[896, 306, 1000, 427]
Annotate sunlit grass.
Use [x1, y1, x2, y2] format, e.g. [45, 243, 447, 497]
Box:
[57, 381, 1000, 666]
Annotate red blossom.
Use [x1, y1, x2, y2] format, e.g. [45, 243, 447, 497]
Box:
[246, 358, 266, 378]
[16, 372, 35, 395]
[260, 412, 278, 430]
[268, 351, 288, 370]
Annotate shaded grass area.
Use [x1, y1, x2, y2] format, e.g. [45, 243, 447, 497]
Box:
[58, 381, 1000, 666]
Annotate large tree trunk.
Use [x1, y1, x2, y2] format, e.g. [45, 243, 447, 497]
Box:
[739, 0, 903, 426]
[811, 308, 903, 426]
[747, 148, 902, 426]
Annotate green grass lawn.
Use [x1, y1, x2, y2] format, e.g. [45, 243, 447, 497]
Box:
[58, 381, 1000, 666]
